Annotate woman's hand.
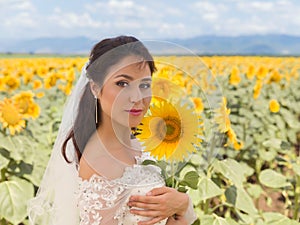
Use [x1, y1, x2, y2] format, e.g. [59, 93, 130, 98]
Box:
[127, 186, 189, 225]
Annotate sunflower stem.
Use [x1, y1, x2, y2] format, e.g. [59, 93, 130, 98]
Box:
[204, 198, 210, 214]
[207, 132, 217, 166]
[293, 175, 300, 220]
[171, 161, 175, 188]
[0, 168, 7, 182]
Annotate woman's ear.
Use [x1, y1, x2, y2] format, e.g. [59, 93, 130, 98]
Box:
[90, 81, 100, 97]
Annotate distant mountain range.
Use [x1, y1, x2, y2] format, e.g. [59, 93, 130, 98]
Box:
[1, 34, 300, 55]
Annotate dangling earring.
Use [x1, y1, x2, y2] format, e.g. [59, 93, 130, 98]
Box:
[94, 96, 98, 124]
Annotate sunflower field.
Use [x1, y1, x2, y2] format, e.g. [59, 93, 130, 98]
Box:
[0, 55, 299, 225]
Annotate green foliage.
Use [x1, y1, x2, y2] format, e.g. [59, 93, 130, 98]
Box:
[1, 57, 300, 224]
[0, 75, 71, 224]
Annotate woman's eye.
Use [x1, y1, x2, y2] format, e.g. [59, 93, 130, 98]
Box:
[139, 83, 151, 89]
[116, 81, 129, 87]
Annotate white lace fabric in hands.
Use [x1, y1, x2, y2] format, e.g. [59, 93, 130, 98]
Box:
[77, 153, 167, 225]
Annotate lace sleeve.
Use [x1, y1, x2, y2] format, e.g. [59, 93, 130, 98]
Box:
[77, 175, 127, 225]
[77, 164, 168, 225]
[184, 196, 197, 225]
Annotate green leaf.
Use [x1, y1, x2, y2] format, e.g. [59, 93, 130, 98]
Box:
[141, 159, 157, 166]
[262, 138, 282, 149]
[263, 212, 299, 225]
[239, 162, 255, 177]
[0, 154, 9, 170]
[225, 218, 240, 225]
[165, 176, 174, 187]
[200, 214, 232, 225]
[199, 177, 223, 200]
[235, 210, 255, 224]
[225, 185, 258, 215]
[190, 154, 203, 166]
[273, 114, 286, 130]
[259, 169, 291, 188]
[258, 148, 277, 162]
[292, 163, 300, 177]
[279, 107, 300, 129]
[180, 171, 199, 189]
[247, 183, 264, 199]
[188, 177, 222, 203]
[0, 136, 15, 153]
[0, 177, 34, 224]
[177, 186, 187, 193]
[213, 159, 246, 188]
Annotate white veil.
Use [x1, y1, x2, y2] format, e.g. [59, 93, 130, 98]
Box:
[27, 63, 89, 224]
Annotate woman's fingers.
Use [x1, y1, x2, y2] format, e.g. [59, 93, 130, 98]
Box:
[130, 208, 160, 217]
[146, 186, 169, 196]
[129, 195, 161, 204]
[128, 201, 158, 210]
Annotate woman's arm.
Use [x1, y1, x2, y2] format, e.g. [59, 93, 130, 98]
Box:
[128, 187, 191, 225]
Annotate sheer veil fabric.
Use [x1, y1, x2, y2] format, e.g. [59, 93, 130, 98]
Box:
[27, 64, 89, 224]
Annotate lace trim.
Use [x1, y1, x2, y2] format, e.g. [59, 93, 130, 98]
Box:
[77, 152, 165, 225]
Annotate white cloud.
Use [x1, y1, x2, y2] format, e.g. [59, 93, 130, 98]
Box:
[85, 0, 151, 19]
[237, 1, 274, 11]
[0, 0, 35, 11]
[193, 1, 228, 21]
[48, 9, 104, 28]
[1, 0, 300, 40]
[4, 11, 37, 27]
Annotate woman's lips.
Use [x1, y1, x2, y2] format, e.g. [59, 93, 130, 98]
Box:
[125, 109, 143, 116]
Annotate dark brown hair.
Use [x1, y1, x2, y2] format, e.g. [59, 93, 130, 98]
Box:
[62, 36, 156, 163]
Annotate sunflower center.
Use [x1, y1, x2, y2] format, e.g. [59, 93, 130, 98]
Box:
[18, 100, 29, 113]
[2, 104, 21, 125]
[157, 116, 182, 143]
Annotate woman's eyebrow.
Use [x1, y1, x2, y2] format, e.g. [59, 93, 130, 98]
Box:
[114, 74, 152, 82]
[141, 77, 152, 82]
[114, 74, 133, 80]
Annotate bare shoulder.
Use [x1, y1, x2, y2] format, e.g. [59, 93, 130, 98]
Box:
[79, 156, 97, 180]
[78, 132, 104, 180]
[78, 133, 124, 180]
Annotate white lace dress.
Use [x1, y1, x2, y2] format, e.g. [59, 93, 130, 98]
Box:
[77, 153, 197, 225]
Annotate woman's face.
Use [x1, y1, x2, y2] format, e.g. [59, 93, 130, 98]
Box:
[97, 56, 152, 129]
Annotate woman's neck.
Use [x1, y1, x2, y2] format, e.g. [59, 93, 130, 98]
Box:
[96, 118, 132, 151]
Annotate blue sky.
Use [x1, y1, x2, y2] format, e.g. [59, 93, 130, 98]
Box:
[1, 0, 300, 41]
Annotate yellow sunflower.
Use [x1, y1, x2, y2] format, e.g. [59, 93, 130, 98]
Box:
[33, 80, 42, 89]
[214, 97, 231, 133]
[0, 98, 26, 135]
[190, 97, 204, 113]
[13, 91, 40, 119]
[226, 127, 243, 151]
[0, 77, 5, 91]
[214, 98, 243, 150]
[44, 72, 63, 89]
[246, 64, 255, 80]
[151, 77, 185, 103]
[4, 75, 20, 92]
[253, 79, 263, 99]
[137, 99, 200, 161]
[269, 99, 280, 113]
[229, 66, 241, 86]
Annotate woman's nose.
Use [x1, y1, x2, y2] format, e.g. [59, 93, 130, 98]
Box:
[129, 88, 142, 103]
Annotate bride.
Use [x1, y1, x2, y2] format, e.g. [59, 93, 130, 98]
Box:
[28, 36, 197, 225]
